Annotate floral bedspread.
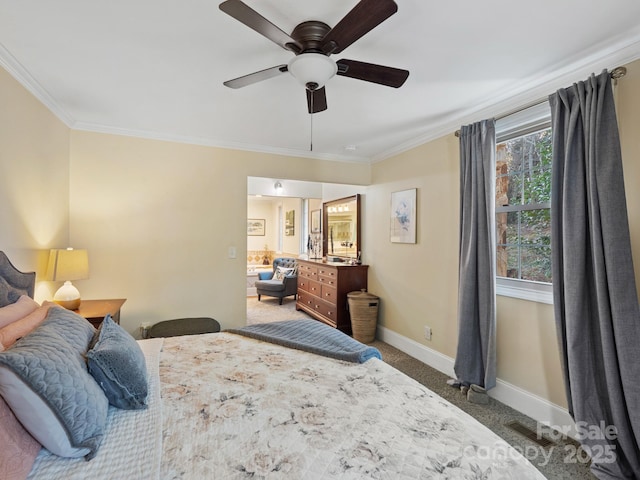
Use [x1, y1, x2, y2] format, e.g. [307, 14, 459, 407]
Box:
[160, 332, 544, 479]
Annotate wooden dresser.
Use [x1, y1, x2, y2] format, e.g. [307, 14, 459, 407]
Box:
[296, 259, 368, 334]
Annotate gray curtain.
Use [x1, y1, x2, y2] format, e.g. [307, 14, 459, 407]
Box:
[454, 119, 497, 390]
[550, 70, 640, 479]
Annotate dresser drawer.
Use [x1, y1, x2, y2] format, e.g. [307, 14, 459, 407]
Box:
[314, 299, 337, 326]
[297, 291, 337, 326]
[298, 263, 318, 279]
[317, 266, 337, 280]
[307, 279, 321, 297]
[318, 273, 337, 287]
[298, 291, 314, 309]
[320, 284, 337, 304]
[298, 276, 310, 292]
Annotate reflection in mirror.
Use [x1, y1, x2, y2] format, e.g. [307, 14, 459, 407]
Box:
[323, 195, 360, 260]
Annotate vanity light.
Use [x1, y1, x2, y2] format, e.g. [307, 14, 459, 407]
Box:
[274, 181, 283, 194]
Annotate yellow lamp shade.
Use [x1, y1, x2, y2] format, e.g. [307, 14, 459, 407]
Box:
[47, 248, 89, 310]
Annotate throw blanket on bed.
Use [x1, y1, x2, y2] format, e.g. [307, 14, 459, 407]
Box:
[227, 319, 381, 363]
[28, 338, 164, 480]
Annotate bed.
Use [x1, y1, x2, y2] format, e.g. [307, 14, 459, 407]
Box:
[0, 251, 546, 479]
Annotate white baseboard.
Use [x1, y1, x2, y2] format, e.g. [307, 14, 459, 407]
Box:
[378, 325, 456, 378]
[377, 325, 576, 438]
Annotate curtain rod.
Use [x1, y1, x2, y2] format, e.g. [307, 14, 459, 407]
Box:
[454, 66, 627, 137]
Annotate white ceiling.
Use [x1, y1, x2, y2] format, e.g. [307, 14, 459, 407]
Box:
[1, 0, 640, 163]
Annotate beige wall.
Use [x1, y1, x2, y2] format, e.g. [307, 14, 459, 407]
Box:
[369, 58, 640, 410]
[247, 197, 278, 256]
[617, 59, 640, 302]
[2, 57, 639, 412]
[0, 68, 70, 301]
[281, 197, 302, 256]
[68, 131, 370, 334]
[367, 135, 461, 356]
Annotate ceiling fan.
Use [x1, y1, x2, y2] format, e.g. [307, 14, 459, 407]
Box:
[219, 0, 409, 114]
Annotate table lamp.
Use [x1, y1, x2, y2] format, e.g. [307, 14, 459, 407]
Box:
[47, 248, 89, 310]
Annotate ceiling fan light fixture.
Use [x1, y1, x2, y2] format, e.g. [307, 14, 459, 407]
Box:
[288, 53, 337, 90]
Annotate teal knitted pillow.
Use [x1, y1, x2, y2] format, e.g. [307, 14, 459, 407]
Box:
[87, 315, 148, 409]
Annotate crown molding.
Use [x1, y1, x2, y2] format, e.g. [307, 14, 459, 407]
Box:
[3, 25, 640, 166]
[0, 41, 75, 127]
[71, 121, 371, 165]
[0, 40, 368, 164]
[372, 27, 640, 163]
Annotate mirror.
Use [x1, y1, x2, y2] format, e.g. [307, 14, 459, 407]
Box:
[323, 194, 361, 260]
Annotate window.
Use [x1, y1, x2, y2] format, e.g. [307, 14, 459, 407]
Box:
[495, 103, 553, 304]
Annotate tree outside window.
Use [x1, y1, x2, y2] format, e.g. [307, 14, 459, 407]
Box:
[496, 128, 552, 283]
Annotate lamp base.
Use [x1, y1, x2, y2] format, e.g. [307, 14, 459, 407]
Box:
[54, 298, 81, 310]
[53, 281, 82, 310]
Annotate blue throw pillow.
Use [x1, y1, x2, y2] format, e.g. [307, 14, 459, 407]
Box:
[87, 315, 148, 409]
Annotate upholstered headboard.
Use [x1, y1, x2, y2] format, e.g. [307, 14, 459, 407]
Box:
[0, 251, 36, 307]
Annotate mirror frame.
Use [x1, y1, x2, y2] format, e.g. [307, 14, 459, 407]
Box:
[322, 194, 361, 260]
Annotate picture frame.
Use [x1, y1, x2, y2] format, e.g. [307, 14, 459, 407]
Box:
[247, 218, 265, 236]
[390, 188, 417, 244]
[311, 209, 321, 233]
[285, 210, 295, 236]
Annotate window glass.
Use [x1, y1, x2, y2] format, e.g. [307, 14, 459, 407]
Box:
[495, 128, 552, 284]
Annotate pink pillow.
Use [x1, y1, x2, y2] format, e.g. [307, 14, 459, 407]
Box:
[0, 395, 41, 480]
[0, 296, 39, 329]
[0, 304, 52, 352]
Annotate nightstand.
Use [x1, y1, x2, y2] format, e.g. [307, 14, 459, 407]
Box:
[74, 299, 126, 329]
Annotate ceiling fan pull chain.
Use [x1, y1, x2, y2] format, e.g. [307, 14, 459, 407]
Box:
[310, 94, 314, 151]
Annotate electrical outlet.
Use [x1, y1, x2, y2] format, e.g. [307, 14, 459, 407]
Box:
[424, 326, 432, 341]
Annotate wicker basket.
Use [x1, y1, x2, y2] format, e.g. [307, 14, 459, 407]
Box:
[347, 289, 379, 343]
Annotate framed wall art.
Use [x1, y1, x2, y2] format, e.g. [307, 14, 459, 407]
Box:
[390, 188, 417, 244]
[247, 218, 265, 236]
[285, 210, 295, 236]
[311, 209, 321, 233]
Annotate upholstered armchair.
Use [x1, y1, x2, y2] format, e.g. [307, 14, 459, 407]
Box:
[255, 257, 298, 305]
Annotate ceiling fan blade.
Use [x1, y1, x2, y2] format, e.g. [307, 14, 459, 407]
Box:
[336, 59, 409, 88]
[306, 87, 328, 114]
[321, 0, 397, 55]
[219, 0, 302, 53]
[223, 65, 288, 89]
